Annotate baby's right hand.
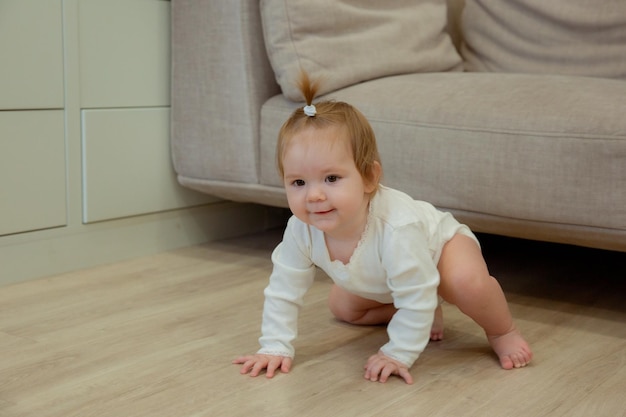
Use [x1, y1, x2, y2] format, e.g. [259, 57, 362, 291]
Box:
[232, 354, 292, 378]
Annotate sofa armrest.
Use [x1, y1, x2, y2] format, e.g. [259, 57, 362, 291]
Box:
[171, 0, 280, 184]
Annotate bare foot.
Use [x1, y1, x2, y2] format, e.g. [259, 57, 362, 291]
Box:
[487, 327, 533, 369]
[430, 305, 444, 341]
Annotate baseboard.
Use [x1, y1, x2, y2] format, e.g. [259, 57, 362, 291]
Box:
[0, 202, 289, 286]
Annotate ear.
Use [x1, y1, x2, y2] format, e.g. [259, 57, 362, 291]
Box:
[364, 161, 382, 193]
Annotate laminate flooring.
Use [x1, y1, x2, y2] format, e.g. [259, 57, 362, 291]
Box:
[1, 229, 625, 417]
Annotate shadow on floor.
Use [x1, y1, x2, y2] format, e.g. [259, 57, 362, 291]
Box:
[478, 233, 626, 313]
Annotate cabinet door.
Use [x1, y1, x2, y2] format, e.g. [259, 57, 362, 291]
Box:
[0, 0, 64, 110]
[79, 0, 171, 108]
[0, 111, 67, 236]
[81, 108, 215, 223]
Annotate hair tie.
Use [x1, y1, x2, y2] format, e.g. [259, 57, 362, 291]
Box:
[303, 104, 316, 117]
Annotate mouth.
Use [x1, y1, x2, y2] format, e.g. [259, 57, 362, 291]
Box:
[312, 209, 334, 215]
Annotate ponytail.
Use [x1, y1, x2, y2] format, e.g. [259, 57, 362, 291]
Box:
[298, 70, 319, 117]
[297, 70, 320, 106]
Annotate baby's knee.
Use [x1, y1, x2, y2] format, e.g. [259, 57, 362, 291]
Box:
[329, 303, 361, 324]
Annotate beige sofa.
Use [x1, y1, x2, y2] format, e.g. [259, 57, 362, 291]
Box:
[171, 0, 626, 252]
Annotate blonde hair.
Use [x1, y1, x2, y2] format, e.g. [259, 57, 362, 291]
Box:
[276, 72, 382, 189]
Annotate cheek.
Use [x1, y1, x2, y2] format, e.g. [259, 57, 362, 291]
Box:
[285, 188, 304, 212]
[328, 188, 351, 208]
[337, 186, 367, 212]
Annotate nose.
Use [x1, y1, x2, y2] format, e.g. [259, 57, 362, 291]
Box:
[306, 183, 326, 202]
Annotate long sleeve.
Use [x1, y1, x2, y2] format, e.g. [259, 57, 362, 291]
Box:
[257, 220, 316, 358]
[378, 224, 440, 367]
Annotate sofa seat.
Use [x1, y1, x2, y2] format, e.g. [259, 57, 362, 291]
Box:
[257, 73, 626, 249]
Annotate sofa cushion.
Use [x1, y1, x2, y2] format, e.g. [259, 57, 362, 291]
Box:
[260, 73, 626, 234]
[461, 0, 626, 79]
[260, 0, 462, 101]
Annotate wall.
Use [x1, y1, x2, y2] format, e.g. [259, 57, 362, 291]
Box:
[0, 0, 285, 286]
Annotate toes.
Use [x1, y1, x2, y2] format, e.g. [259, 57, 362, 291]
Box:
[511, 355, 525, 369]
[499, 355, 514, 370]
[501, 352, 531, 369]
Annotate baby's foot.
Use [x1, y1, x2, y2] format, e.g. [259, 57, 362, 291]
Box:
[430, 305, 444, 341]
[487, 327, 532, 369]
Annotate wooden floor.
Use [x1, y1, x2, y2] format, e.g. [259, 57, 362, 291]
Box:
[1, 229, 625, 417]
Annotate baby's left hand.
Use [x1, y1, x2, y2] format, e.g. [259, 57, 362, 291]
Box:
[364, 351, 414, 384]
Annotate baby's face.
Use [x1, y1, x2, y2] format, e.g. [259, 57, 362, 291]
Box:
[282, 125, 375, 239]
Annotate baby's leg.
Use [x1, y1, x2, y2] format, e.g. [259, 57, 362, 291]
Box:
[437, 234, 532, 369]
[328, 284, 396, 325]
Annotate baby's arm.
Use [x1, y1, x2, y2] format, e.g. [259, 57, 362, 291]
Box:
[232, 354, 292, 378]
[373, 227, 441, 379]
[234, 224, 316, 378]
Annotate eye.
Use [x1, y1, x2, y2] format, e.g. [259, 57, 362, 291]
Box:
[326, 175, 339, 183]
[292, 179, 306, 187]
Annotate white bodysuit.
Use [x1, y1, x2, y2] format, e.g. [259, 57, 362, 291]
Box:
[257, 185, 478, 367]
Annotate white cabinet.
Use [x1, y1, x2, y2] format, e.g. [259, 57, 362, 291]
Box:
[77, 0, 212, 223]
[0, 0, 265, 285]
